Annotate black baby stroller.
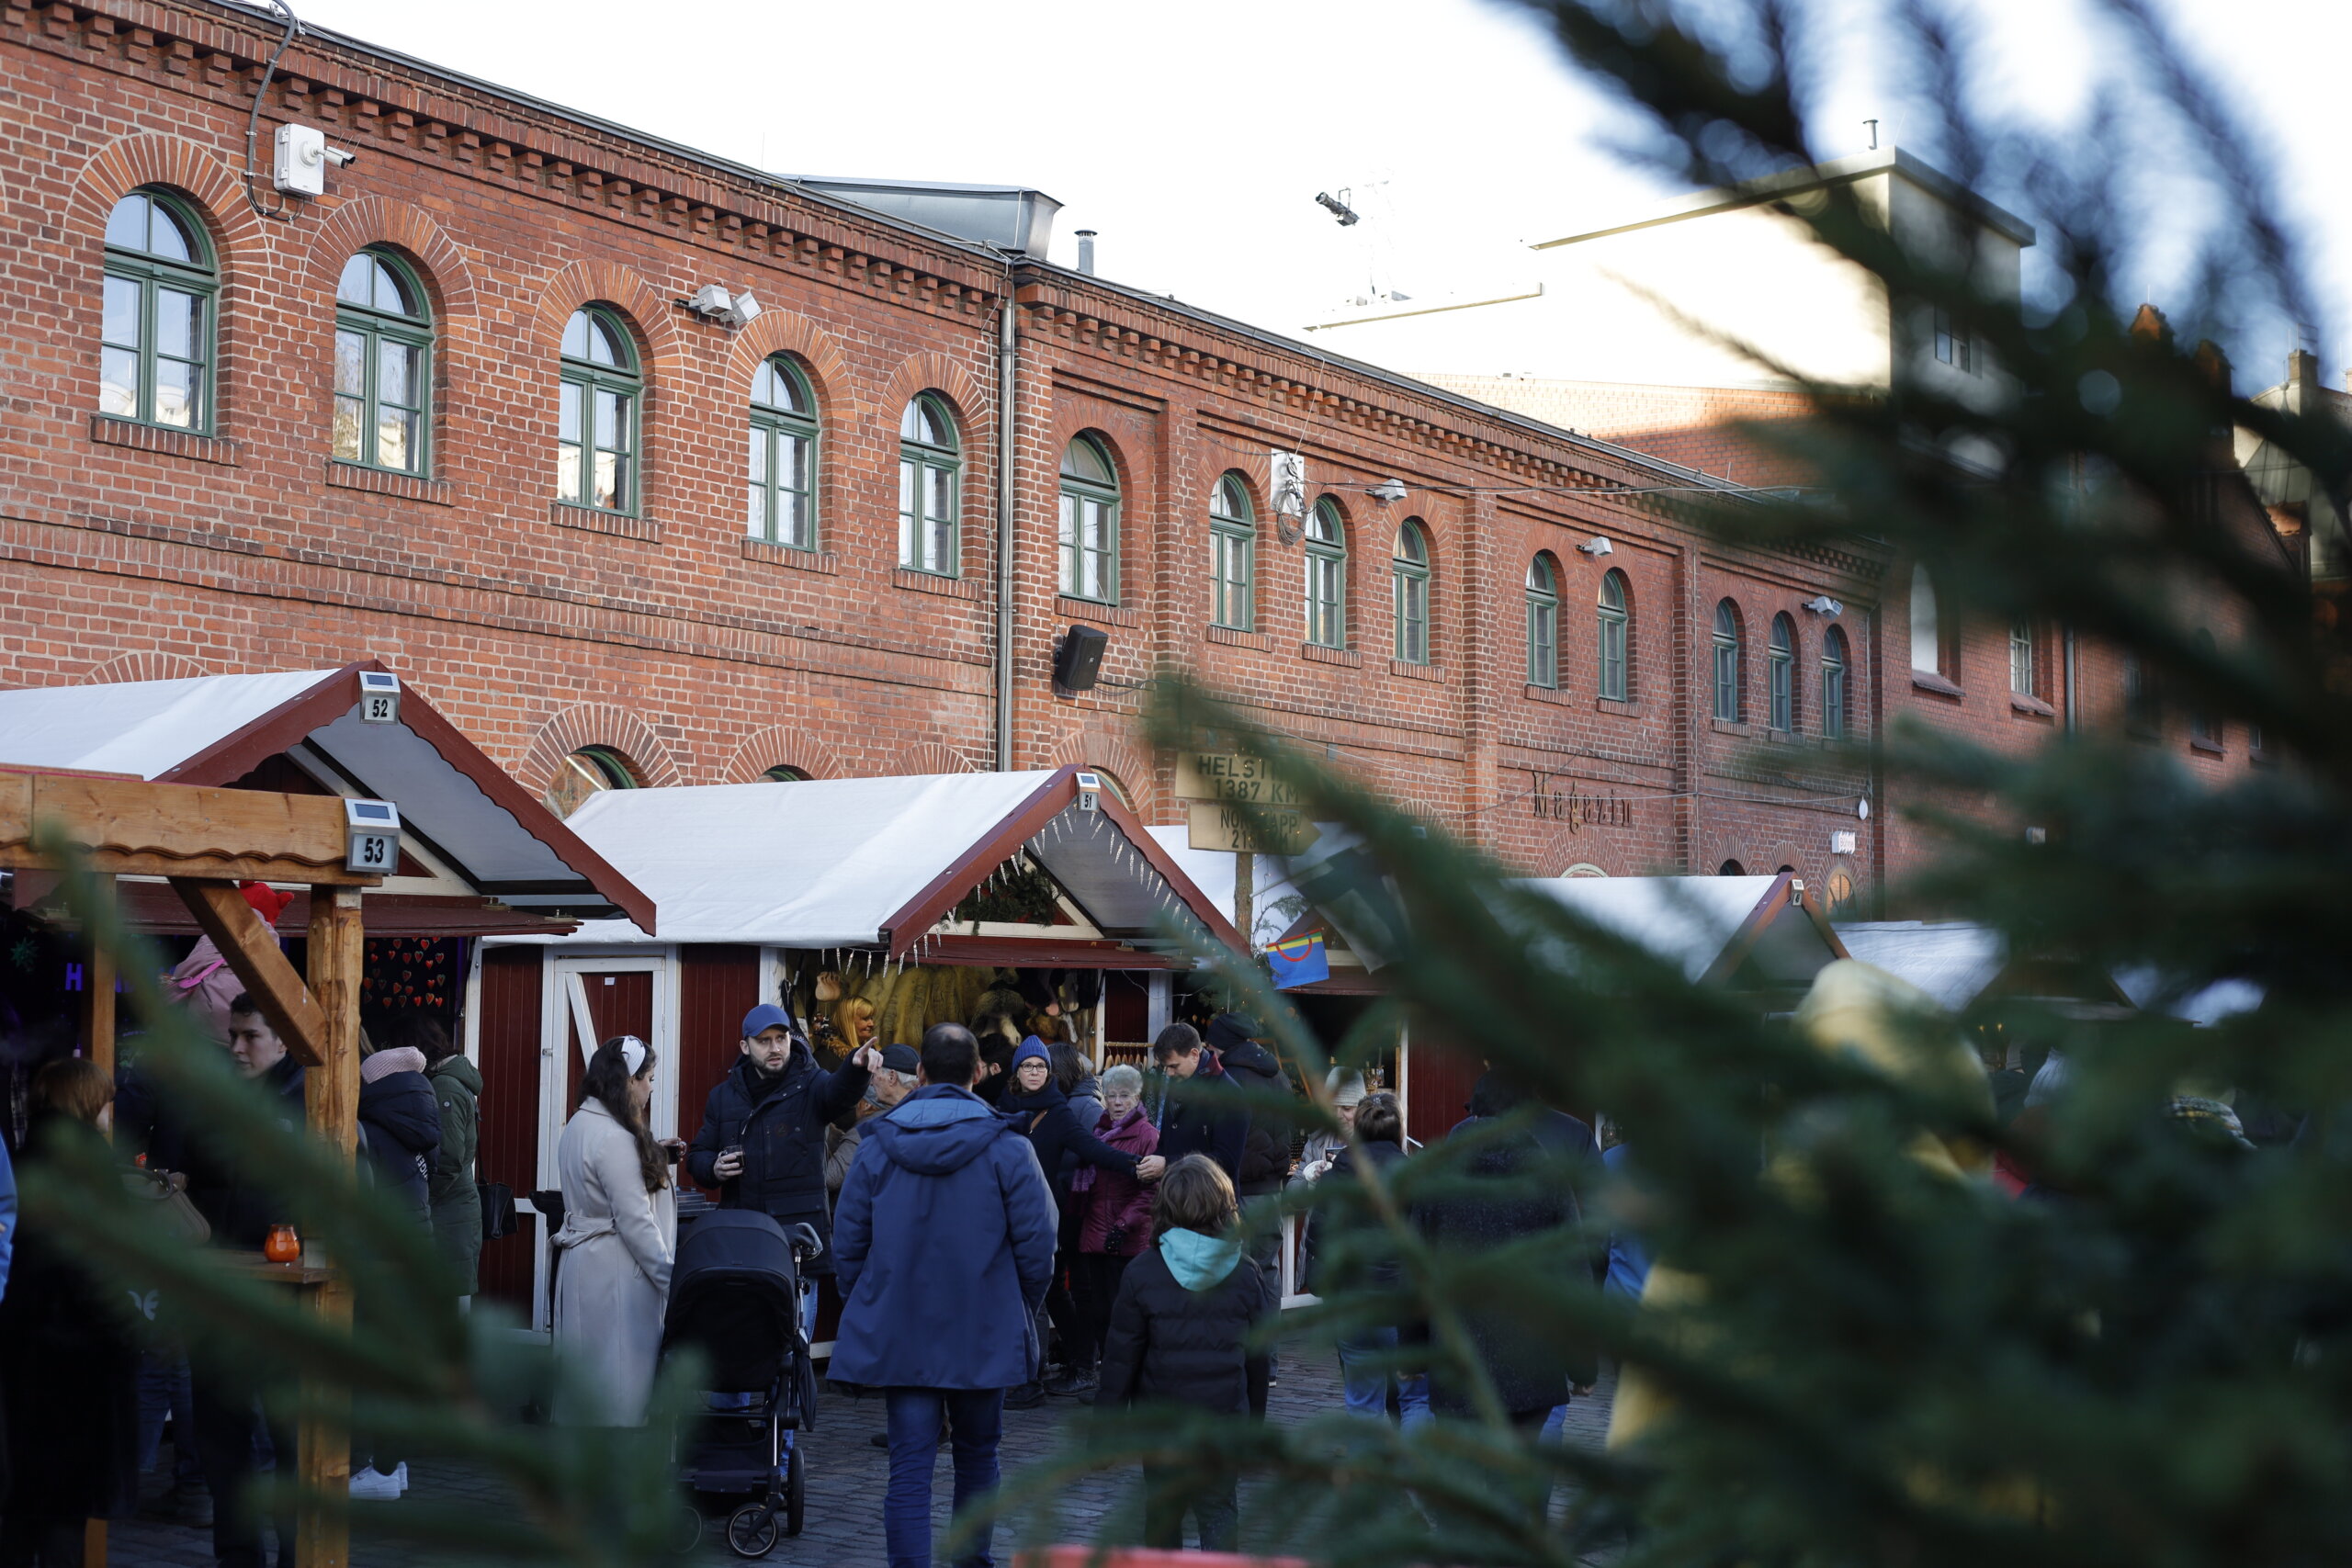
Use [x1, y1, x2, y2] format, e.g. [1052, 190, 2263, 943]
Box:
[661, 1210, 822, 1558]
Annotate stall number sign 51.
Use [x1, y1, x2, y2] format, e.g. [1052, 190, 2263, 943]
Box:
[344, 798, 402, 874]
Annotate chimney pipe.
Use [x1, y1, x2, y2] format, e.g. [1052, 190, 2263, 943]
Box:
[1075, 229, 1097, 276]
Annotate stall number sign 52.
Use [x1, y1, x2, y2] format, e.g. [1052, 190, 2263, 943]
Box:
[357, 671, 401, 725]
[344, 798, 402, 874]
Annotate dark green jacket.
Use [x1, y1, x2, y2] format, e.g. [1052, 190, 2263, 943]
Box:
[426, 1054, 483, 1295]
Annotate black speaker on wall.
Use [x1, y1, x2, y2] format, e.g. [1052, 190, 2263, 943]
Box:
[1053, 625, 1109, 693]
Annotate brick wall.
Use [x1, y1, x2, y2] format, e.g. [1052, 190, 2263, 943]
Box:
[0, 0, 1885, 907]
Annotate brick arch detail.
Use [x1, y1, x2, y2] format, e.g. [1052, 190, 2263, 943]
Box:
[302, 197, 481, 320]
[876, 351, 988, 437]
[720, 726, 846, 784]
[67, 133, 266, 274]
[522, 705, 685, 797]
[1043, 728, 1151, 817]
[890, 740, 978, 778]
[84, 651, 211, 685]
[722, 310, 861, 425]
[530, 260, 687, 386]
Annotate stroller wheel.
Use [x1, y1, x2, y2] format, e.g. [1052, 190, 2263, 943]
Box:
[726, 1503, 782, 1559]
[670, 1502, 705, 1556]
[785, 1445, 806, 1538]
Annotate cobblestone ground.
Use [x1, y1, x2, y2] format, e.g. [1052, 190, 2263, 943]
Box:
[108, 1344, 1614, 1566]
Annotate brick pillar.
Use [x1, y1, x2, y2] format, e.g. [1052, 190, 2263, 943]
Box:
[1460, 489, 1503, 856]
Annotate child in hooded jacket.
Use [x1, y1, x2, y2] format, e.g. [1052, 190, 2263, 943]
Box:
[1095, 1154, 1273, 1552]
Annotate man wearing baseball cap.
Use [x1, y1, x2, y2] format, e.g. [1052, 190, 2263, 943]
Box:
[686, 1002, 876, 1341]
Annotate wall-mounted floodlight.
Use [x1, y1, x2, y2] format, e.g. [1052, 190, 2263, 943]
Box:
[681, 285, 762, 329]
[1315, 191, 1361, 226]
[1577, 536, 1613, 557]
[1804, 595, 1844, 615]
[1369, 478, 1408, 503]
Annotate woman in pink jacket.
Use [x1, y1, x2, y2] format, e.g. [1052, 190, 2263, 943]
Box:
[1052, 1064, 1159, 1396]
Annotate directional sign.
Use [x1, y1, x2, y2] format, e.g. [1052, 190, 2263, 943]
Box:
[1186, 799, 1319, 856]
[1173, 751, 1302, 807]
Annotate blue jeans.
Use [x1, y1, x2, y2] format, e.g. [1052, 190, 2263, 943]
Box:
[1336, 1328, 1431, 1429]
[883, 1387, 1003, 1568]
[138, 1353, 203, 1484]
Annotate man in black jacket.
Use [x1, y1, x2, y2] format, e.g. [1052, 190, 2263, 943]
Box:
[1146, 1024, 1246, 1179]
[686, 1002, 875, 1342]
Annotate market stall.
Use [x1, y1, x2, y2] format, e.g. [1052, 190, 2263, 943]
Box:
[0, 662, 654, 1312]
[1281, 871, 1850, 1145]
[473, 765, 1245, 1337]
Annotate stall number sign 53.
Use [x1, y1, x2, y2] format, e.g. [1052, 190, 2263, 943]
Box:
[344, 798, 402, 874]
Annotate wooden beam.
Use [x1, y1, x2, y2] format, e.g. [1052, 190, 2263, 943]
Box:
[0, 772, 372, 884]
[82, 873, 117, 1079]
[304, 885, 362, 1160]
[295, 882, 361, 1568]
[169, 879, 328, 1067]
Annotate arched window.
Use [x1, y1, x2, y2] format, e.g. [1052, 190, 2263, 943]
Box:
[899, 393, 960, 575]
[101, 188, 215, 431]
[333, 248, 430, 474]
[1305, 499, 1347, 649]
[2189, 629, 2222, 749]
[2009, 616, 2038, 698]
[1717, 859, 1747, 876]
[749, 356, 817, 550]
[1210, 473, 1256, 631]
[1767, 613, 1796, 732]
[558, 306, 639, 513]
[1713, 600, 1744, 722]
[1392, 520, 1431, 665]
[1909, 562, 1949, 677]
[1525, 554, 1559, 689]
[761, 764, 810, 783]
[2123, 652, 2161, 736]
[544, 745, 636, 820]
[1821, 626, 1850, 739]
[1597, 570, 1630, 701]
[1058, 434, 1120, 603]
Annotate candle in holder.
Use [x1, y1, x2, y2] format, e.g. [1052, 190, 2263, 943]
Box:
[264, 1224, 301, 1264]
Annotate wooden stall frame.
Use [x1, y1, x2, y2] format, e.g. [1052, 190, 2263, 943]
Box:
[0, 765, 379, 1568]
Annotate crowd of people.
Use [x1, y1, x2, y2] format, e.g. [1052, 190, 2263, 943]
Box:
[0, 930, 1646, 1568]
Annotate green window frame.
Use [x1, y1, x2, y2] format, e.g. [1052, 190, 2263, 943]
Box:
[1598, 569, 1630, 700]
[1211, 472, 1256, 631]
[543, 745, 637, 820]
[1713, 600, 1744, 722]
[1526, 554, 1559, 688]
[332, 248, 431, 475]
[1392, 519, 1431, 665]
[100, 188, 216, 433]
[899, 393, 960, 575]
[1768, 613, 1796, 732]
[1821, 626, 1849, 739]
[1058, 434, 1121, 603]
[1305, 499, 1348, 649]
[557, 306, 640, 514]
[749, 355, 818, 550]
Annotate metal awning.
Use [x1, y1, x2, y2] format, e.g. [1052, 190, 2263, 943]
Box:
[539, 765, 1242, 960]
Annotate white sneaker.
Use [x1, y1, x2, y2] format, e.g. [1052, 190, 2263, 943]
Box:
[348, 1467, 401, 1501]
[392, 1462, 410, 1495]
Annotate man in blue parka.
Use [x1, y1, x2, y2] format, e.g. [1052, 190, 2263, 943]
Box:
[831, 1022, 1057, 1568]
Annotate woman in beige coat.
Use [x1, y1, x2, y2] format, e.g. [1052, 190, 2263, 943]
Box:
[552, 1035, 674, 1427]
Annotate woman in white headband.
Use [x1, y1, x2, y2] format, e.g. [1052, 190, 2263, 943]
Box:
[550, 1034, 673, 1426]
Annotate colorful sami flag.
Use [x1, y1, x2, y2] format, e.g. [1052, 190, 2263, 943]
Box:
[1266, 931, 1329, 989]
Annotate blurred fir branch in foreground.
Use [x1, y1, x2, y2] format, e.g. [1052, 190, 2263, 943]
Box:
[999, 2, 2352, 1565]
[17, 837, 705, 1566]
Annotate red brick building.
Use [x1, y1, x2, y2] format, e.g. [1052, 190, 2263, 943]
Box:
[2, 0, 1893, 910]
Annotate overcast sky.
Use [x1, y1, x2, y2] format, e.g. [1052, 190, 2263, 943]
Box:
[286, 0, 2346, 388]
